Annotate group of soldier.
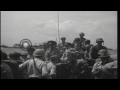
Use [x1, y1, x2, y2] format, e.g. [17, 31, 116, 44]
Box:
[1, 32, 117, 79]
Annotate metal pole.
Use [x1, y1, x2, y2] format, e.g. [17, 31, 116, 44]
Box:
[57, 11, 61, 63]
[57, 11, 60, 45]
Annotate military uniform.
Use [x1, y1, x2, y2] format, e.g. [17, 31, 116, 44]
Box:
[19, 49, 52, 79]
[101, 61, 117, 79]
[91, 49, 111, 79]
[73, 32, 86, 49]
[90, 45, 107, 59]
[90, 38, 107, 59]
[45, 41, 59, 62]
[1, 61, 14, 79]
[47, 62, 56, 79]
[61, 48, 72, 62]
[92, 61, 107, 79]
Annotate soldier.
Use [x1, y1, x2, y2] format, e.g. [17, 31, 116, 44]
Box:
[60, 42, 72, 62]
[73, 32, 86, 49]
[89, 38, 107, 60]
[72, 38, 80, 48]
[45, 40, 59, 63]
[91, 49, 111, 79]
[42, 42, 49, 52]
[84, 44, 95, 66]
[20, 51, 28, 63]
[81, 39, 93, 52]
[47, 55, 58, 79]
[6, 52, 21, 79]
[19, 49, 52, 79]
[1, 51, 14, 79]
[58, 37, 66, 49]
[27, 47, 35, 59]
[58, 37, 67, 57]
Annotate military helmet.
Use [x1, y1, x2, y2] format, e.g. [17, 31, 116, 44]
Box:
[33, 49, 45, 57]
[79, 32, 85, 36]
[96, 38, 104, 43]
[84, 39, 91, 44]
[61, 37, 66, 40]
[98, 49, 110, 57]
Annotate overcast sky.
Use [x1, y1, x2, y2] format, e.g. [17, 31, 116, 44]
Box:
[1, 11, 117, 49]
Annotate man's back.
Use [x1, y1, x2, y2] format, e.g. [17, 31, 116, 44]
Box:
[19, 59, 46, 78]
[1, 61, 14, 79]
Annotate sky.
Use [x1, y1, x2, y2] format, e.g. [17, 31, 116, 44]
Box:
[1, 11, 117, 49]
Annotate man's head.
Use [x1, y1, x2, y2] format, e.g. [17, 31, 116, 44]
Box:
[74, 38, 80, 43]
[27, 47, 35, 55]
[33, 49, 45, 59]
[65, 42, 71, 49]
[85, 44, 92, 52]
[79, 32, 85, 38]
[98, 49, 110, 63]
[84, 39, 91, 45]
[48, 40, 57, 49]
[20, 51, 28, 59]
[61, 37, 66, 43]
[96, 38, 104, 46]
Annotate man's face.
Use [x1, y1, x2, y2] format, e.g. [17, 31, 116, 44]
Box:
[61, 39, 66, 43]
[80, 35, 83, 38]
[97, 41, 103, 45]
[49, 44, 54, 49]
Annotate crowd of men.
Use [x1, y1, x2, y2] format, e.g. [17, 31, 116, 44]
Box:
[1, 32, 117, 79]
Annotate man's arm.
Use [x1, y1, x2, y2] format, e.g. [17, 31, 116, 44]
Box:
[42, 64, 52, 79]
[19, 60, 28, 71]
